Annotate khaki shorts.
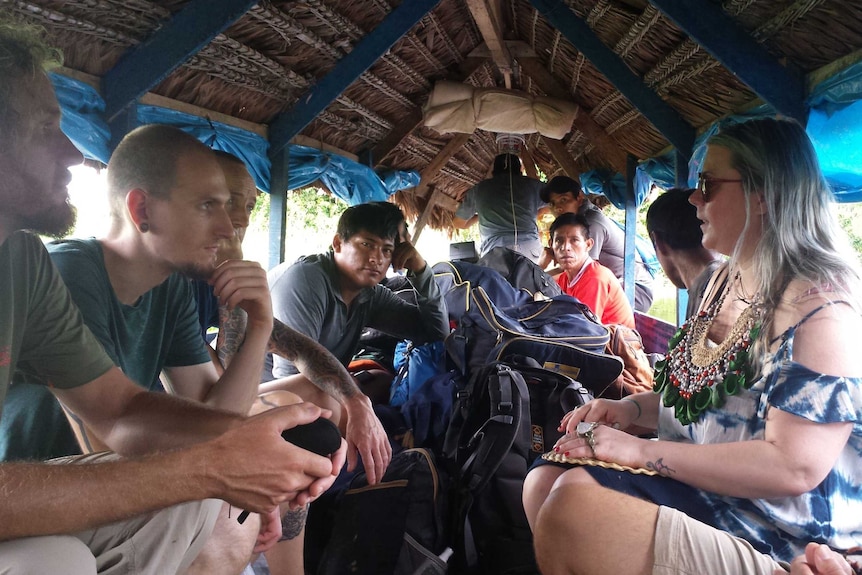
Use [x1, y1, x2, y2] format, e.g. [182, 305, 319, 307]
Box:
[653, 506, 791, 575]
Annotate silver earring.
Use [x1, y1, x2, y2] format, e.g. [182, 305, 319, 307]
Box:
[140, 223, 149, 232]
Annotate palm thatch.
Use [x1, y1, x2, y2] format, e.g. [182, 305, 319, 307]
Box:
[5, 0, 862, 230]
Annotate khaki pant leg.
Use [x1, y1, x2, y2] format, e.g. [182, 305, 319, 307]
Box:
[0, 535, 97, 574]
[37, 452, 222, 574]
[73, 498, 222, 575]
[653, 506, 790, 575]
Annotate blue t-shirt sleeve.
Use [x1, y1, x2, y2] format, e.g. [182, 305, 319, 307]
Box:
[765, 361, 862, 424]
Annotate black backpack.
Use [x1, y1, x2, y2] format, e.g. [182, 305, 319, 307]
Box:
[317, 448, 451, 575]
[476, 246, 562, 299]
[442, 361, 592, 574]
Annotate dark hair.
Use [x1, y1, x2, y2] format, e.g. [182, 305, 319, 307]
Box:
[549, 212, 591, 241]
[336, 201, 404, 242]
[107, 124, 213, 220]
[646, 188, 703, 250]
[492, 153, 521, 176]
[540, 175, 582, 203]
[0, 18, 62, 149]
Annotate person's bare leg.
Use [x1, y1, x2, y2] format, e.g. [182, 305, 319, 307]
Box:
[522, 465, 566, 530]
[251, 390, 313, 575]
[534, 484, 658, 575]
[264, 503, 308, 575]
[185, 502, 260, 575]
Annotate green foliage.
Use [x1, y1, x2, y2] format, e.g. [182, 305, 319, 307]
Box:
[837, 204, 862, 256]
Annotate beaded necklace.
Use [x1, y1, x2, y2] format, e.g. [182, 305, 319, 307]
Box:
[653, 273, 763, 425]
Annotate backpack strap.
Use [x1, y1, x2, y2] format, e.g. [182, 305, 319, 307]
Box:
[460, 364, 525, 492]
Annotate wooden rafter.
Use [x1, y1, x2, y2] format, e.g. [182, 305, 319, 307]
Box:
[466, 0, 514, 88]
[103, 0, 259, 120]
[368, 57, 488, 167]
[530, 0, 695, 157]
[410, 132, 473, 240]
[541, 135, 585, 180]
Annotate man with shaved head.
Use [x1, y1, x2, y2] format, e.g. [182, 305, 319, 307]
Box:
[0, 19, 343, 574]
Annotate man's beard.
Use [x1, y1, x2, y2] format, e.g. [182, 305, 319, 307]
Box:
[177, 260, 216, 281]
[21, 202, 76, 239]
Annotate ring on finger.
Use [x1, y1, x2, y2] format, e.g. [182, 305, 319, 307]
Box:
[585, 429, 597, 456]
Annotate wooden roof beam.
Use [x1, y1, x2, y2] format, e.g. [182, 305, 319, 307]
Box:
[410, 132, 473, 241]
[268, 0, 441, 159]
[103, 0, 258, 121]
[649, 0, 807, 123]
[530, 0, 695, 158]
[518, 57, 628, 174]
[541, 135, 586, 181]
[411, 185, 446, 243]
[414, 132, 474, 199]
[466, 0, 514, 88]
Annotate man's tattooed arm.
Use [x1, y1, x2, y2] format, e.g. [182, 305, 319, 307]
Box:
[216, 304, 247, 369]
[269, 319, 359, 400]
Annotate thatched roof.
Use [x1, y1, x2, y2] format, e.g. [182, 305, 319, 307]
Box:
[6, 0, 862, 232]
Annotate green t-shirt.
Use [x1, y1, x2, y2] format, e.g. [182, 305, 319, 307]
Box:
[0, 232, 114, 453]
[46, 238, 211, 388]
[0, 237, 210, 461]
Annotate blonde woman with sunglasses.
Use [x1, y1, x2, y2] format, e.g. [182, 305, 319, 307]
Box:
[523, 117, 862, 575]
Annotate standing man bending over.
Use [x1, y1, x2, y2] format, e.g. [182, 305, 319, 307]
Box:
[0, 18, 343, 574]
[452, 153, 545, 262]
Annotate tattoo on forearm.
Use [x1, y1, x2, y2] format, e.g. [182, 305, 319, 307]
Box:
[645, 457, 676, 477]
[217, 305, 247, 369]
[269, 320, 358, 400]
[279, 505, 308, 541]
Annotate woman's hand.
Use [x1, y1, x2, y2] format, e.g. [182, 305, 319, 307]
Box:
[552, 399, 649, 467]
[558, 398, 640, 435]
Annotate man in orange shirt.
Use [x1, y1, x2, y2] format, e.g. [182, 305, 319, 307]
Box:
[550, 212, 634, 328]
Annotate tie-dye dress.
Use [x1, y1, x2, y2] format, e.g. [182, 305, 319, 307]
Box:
[656, 303, 862, 560]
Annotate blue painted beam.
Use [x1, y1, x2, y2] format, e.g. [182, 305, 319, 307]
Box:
[623, 155, 638, 308]
[268, 0, 441, 158]
[530, 0, 695, 155]
[103, 0, 258, 121]
[269, 147, 289, 268]
[649, 0, 807, 123]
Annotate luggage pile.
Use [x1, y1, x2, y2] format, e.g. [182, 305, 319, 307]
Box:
[320, 248, 655, 575]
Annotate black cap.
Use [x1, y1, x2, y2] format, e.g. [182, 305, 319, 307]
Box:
[540, 175, 582, 203]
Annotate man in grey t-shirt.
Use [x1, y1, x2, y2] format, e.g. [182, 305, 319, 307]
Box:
[453, 153, 545, 262]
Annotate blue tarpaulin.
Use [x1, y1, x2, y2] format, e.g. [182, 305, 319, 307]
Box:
[49, 73, 420, 205]
[50, 60, 862, 205]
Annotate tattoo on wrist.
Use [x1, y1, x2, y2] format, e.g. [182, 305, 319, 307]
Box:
[646, 457, 675, 477]
[279, 505, 308, 541]
[217, 305, 247, 368]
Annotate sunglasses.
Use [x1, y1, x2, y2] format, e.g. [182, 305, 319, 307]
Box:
[697, 173, 743, 203]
